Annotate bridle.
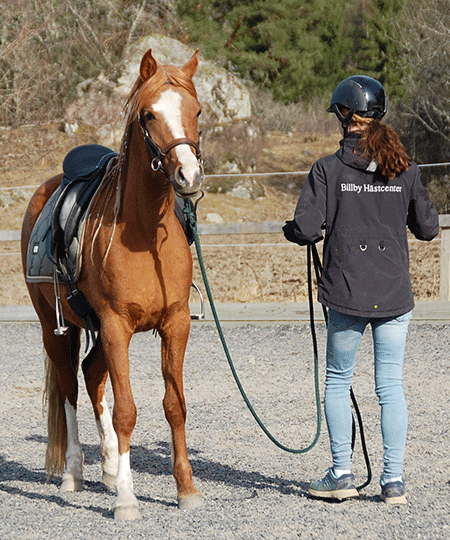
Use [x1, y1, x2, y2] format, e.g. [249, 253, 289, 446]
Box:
[137, 112, 202, 175]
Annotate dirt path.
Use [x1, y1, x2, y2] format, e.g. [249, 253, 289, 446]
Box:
[1, 322, 449, 539]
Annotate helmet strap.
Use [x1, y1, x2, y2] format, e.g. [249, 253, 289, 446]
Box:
[330, 103, 355, 131]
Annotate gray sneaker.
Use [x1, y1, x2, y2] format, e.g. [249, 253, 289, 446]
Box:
[380, 480, 407, 505]
[309, 469, 359, 500]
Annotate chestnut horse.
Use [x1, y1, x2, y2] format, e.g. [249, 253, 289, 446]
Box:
[21, 49, 204, 519]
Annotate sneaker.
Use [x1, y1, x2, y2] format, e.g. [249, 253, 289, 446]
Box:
[309, 468, 359, 500]
[380, 480, 407, 505]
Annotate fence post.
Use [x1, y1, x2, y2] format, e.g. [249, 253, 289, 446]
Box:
[440, 215, 450, 301]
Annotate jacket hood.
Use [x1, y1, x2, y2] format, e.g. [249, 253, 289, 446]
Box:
[335, 132, 375, 172]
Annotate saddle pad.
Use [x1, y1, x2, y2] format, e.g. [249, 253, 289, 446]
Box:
[26, 180, 102, 283]
[26, 187, 63, 283]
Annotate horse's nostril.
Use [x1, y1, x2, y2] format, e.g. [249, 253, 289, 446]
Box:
[178, 169, 187, 186]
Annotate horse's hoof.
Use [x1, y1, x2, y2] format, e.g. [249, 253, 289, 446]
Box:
[178, 493, 203, 510]
[114, 505, 141, 520]
[60, 477, 83, 492]
[102, 471, 116, 490]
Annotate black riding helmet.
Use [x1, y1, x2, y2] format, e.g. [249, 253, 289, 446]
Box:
[328, 75, 387, 128]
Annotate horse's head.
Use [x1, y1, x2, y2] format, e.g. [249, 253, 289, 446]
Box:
[131, 49, 204, 197]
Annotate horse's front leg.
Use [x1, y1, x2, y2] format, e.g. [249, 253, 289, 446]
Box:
[160, 310, 203, 510]
[100, 320, 140, 520]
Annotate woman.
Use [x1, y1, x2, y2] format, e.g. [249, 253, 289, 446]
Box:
[283, 75, 439, 504]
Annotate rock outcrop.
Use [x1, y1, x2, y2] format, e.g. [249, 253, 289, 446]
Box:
[116, 34, 252, 124]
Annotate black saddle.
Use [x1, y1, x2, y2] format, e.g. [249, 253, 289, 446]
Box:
[45, 145, 118, 344]
[49, 144, 118, 263]
[62, 144, 117, 186]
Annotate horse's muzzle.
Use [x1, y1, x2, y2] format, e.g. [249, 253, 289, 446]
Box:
[173, 164, 204, 196]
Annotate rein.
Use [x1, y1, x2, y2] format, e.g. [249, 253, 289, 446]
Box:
[138, 112, 202, 174]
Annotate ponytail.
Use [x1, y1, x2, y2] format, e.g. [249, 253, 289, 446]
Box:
[350, 114, 410, 179]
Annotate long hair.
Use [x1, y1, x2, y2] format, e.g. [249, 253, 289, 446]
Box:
[346, 112, 410, 179]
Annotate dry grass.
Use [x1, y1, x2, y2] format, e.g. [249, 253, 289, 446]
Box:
[3, 232, 440, 307]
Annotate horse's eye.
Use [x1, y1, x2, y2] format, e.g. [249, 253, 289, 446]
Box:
[145, 111, 156, 121]
[196, 110, 202, 118]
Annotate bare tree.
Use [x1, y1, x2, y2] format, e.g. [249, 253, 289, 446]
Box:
[396, 0, 450, 162]
[0, 0, 174, 126]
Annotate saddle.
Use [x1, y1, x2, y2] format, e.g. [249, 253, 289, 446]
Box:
[52, 144, 118, 265]
[26, 145, 117, 346]
[27, 144, 117, 283]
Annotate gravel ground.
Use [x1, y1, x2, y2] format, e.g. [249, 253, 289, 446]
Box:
[1, 321, 449, 539]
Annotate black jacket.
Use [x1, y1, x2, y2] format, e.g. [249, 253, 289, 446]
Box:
[284, 133, 440, 317]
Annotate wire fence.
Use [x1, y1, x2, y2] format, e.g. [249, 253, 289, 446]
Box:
[1, 161, 450, 191]
[1, 215, 449, 301]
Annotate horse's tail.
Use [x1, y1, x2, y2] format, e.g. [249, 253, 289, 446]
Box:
[43, 354, 67, 478]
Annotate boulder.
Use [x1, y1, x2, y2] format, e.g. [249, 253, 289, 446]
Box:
[116, 34, 252, 124]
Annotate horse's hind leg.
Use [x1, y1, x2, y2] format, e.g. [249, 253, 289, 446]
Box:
[42, 321, 84, 492]
[82, 338, 118, 489]
[160, 314, 202, 510]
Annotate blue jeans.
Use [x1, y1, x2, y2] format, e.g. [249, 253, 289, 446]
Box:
[324, 309, 412, 481]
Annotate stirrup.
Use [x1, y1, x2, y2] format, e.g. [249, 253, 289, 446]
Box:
[190, 282, 205, 320]
[53, 268, 69, 335]
[54, 295, 69, 335]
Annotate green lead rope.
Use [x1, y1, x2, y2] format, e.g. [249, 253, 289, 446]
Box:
[184, 199, 322, 454]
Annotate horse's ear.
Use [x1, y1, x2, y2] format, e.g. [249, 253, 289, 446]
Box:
[182, 49, 200, 79]
[140, 49, 158, 81]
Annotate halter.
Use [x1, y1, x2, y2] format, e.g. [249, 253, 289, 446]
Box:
[137, 112, 202, 175]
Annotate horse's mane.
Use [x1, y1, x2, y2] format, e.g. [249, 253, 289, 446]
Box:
[87, 61, 197, 269]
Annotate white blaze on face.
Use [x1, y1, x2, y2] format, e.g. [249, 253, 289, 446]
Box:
[152, 88, 200, 187]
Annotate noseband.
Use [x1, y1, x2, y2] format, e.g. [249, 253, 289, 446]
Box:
[138, 112, 202, 174]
